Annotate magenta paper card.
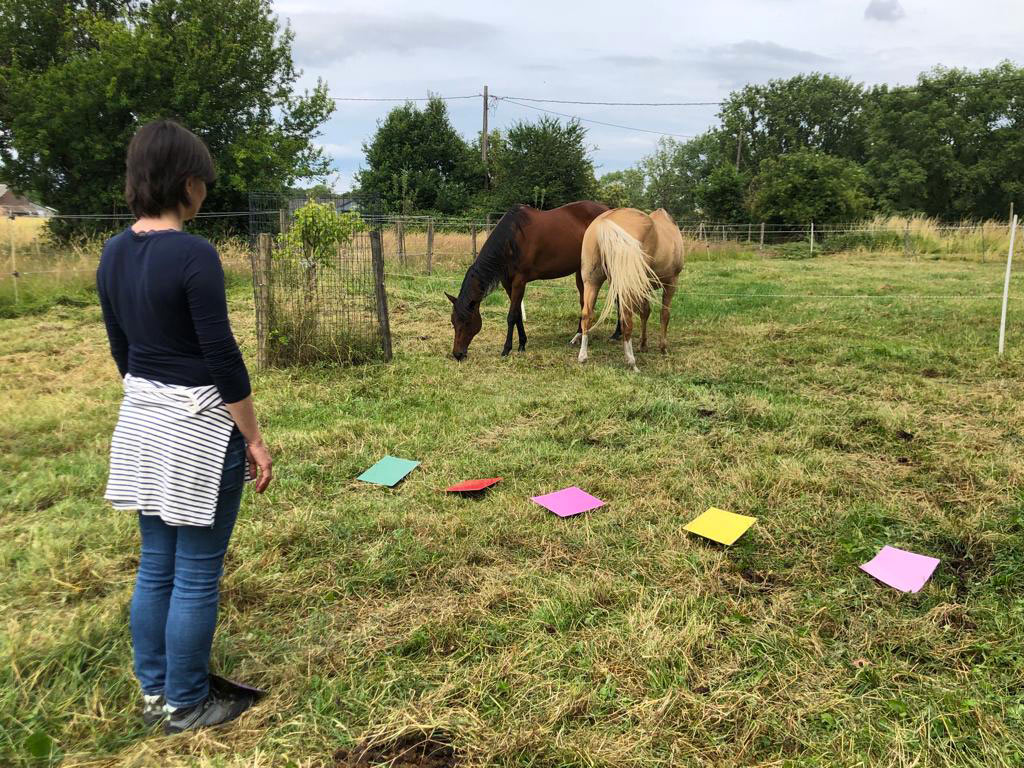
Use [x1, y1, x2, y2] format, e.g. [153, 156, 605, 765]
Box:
[860, 546, 940, 593]
[531, 486, 604, 518]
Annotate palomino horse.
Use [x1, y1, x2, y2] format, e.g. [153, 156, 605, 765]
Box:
[577, 208, 684, 371]
[447, 200, 620, 359]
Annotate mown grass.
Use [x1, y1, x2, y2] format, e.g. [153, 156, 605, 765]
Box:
[2, 247, 1024, 767]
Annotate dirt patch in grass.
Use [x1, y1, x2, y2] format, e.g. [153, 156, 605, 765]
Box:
[334, 729, 459, 767]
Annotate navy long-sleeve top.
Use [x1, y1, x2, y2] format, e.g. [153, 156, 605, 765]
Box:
[96, 229, 251, 403]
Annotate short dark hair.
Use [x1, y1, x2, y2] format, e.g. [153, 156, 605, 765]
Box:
[124, 120, 215, 217]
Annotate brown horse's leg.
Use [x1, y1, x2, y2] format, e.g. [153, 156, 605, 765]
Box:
[578, 280, 599, 363]
[515, 285, 528, 352]
[570, 271, 584, 345]
[639, 298, 651, 352]
[659, 280, 678, 354]
[502, 280, 526, 356]
[621, 304, 638, 371]
[610, 299, 623, 341]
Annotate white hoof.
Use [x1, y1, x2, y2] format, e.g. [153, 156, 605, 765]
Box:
[578, 352, 588, 364]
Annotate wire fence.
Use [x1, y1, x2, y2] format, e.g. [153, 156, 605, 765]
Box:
[2, 207, 1020, 359]
[250, 231, 388, 367]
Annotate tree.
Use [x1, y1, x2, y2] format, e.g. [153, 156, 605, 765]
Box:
[750, 149, 869, 224]
[716, 73, 868, 173]
[641, 134, 724, 218]
[864, 62, 1024, 220]
[357, 97, 480, 214]
[490, 116, 596, 209]
[696, 164, 749, 221]
[596, 168, 646, 209]
[0, 0, 335, 232]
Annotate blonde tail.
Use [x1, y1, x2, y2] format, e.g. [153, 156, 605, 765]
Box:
[593, 219, 659, 328]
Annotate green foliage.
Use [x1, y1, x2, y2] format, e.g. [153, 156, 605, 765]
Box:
[697, 164, 749, 221]
[864, 62, 1024, 220]
[0, 0, 334, 236]
[357, 98, 481, 214]
[490, 116, 596, 209]
[717, 73, 868, 170]
[282, 200, 364, 267]
[750, 149, 870, 224]
[596, 168, 646, 209]
[642, 134, 721, 218]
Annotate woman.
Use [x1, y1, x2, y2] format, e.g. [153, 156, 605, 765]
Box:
[97, 120, 273, 734]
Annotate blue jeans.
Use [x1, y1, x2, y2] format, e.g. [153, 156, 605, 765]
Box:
[130, 430, 246, 709]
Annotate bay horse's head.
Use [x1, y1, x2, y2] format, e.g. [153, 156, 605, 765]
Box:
[446, 291, 481, 361]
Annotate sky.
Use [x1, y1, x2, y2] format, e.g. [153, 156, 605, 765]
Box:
[271, 0, 1024, 191]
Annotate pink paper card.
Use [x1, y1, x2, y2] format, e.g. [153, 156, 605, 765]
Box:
[860, 545, 940, 593]
[446, 477, 502, 493]
[531, 486, 604, 518]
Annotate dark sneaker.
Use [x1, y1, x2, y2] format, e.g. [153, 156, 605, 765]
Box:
[142, 693, 166, 726]
[163, 688, 255, 734]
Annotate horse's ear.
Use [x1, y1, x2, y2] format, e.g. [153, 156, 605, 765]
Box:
[445, 292, 457, 305]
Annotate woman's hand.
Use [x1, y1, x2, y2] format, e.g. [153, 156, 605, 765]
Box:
[246, 439, 273, 493]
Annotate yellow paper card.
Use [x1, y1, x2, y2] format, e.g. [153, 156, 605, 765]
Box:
[684, 507, 757, 545]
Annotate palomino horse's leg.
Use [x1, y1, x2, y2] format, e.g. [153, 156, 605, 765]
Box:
[621, 304, 638, 371]
[570, 270, 584, 346]
[502, 281, 526, 356]
[578, 280, 600, 363]
[639, 298, 651, 352]
[659, 279, 678, 354]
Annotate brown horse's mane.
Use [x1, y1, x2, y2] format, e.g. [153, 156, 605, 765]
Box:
[453, 206, 527, 317]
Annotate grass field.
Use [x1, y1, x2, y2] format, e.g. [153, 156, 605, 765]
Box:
[3, 247, 1024, 767]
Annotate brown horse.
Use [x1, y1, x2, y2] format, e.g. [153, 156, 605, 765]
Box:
[446, 201, 615, 359]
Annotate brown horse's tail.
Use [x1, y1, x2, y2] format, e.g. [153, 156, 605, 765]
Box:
[594, 218, 659, 329]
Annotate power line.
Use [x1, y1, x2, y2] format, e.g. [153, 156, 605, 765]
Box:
[501, 96, 722, 107]
[495, 97, 695, 139]
[330, 94, 481, 102]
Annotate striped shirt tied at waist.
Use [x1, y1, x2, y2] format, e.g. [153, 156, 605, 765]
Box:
[105, 373, 247, 527]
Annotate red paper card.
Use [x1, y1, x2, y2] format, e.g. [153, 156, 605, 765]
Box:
[446, 477, 502, 493]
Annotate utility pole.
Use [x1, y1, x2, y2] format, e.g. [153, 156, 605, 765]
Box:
[482, 85, 489, 172]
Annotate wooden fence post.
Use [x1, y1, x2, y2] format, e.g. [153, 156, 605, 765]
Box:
[759, 222, 765, 257]
[396, 219, 406, 268]
[426, 218, 434, 275]
[250, 233, 273, 368]
[369, 229, 393, 362]
[809, 222, 815, 258]
[472, 224, 478, 259]
[278, 209, 288, 235]
[747, 223, 752, 243]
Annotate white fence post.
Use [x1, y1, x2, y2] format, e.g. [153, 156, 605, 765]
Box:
[999, 214, 1018, 356]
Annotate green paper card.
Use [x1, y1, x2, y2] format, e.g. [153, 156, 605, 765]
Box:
[357, 456, 420, 487]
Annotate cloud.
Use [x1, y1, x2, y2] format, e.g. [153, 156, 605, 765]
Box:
[599, 55, 665, 68]
[284, 11, 498, 64]
[864, 0, 906, 22]
[694, 40, 837, 85]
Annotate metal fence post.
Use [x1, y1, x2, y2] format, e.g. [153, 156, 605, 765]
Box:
[472, 224, 478, 259]
[369, 229, 393, 362]
[8, 215, 18, 306]
[426, 218, 434, 275]
[396, 219, 406, 268]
